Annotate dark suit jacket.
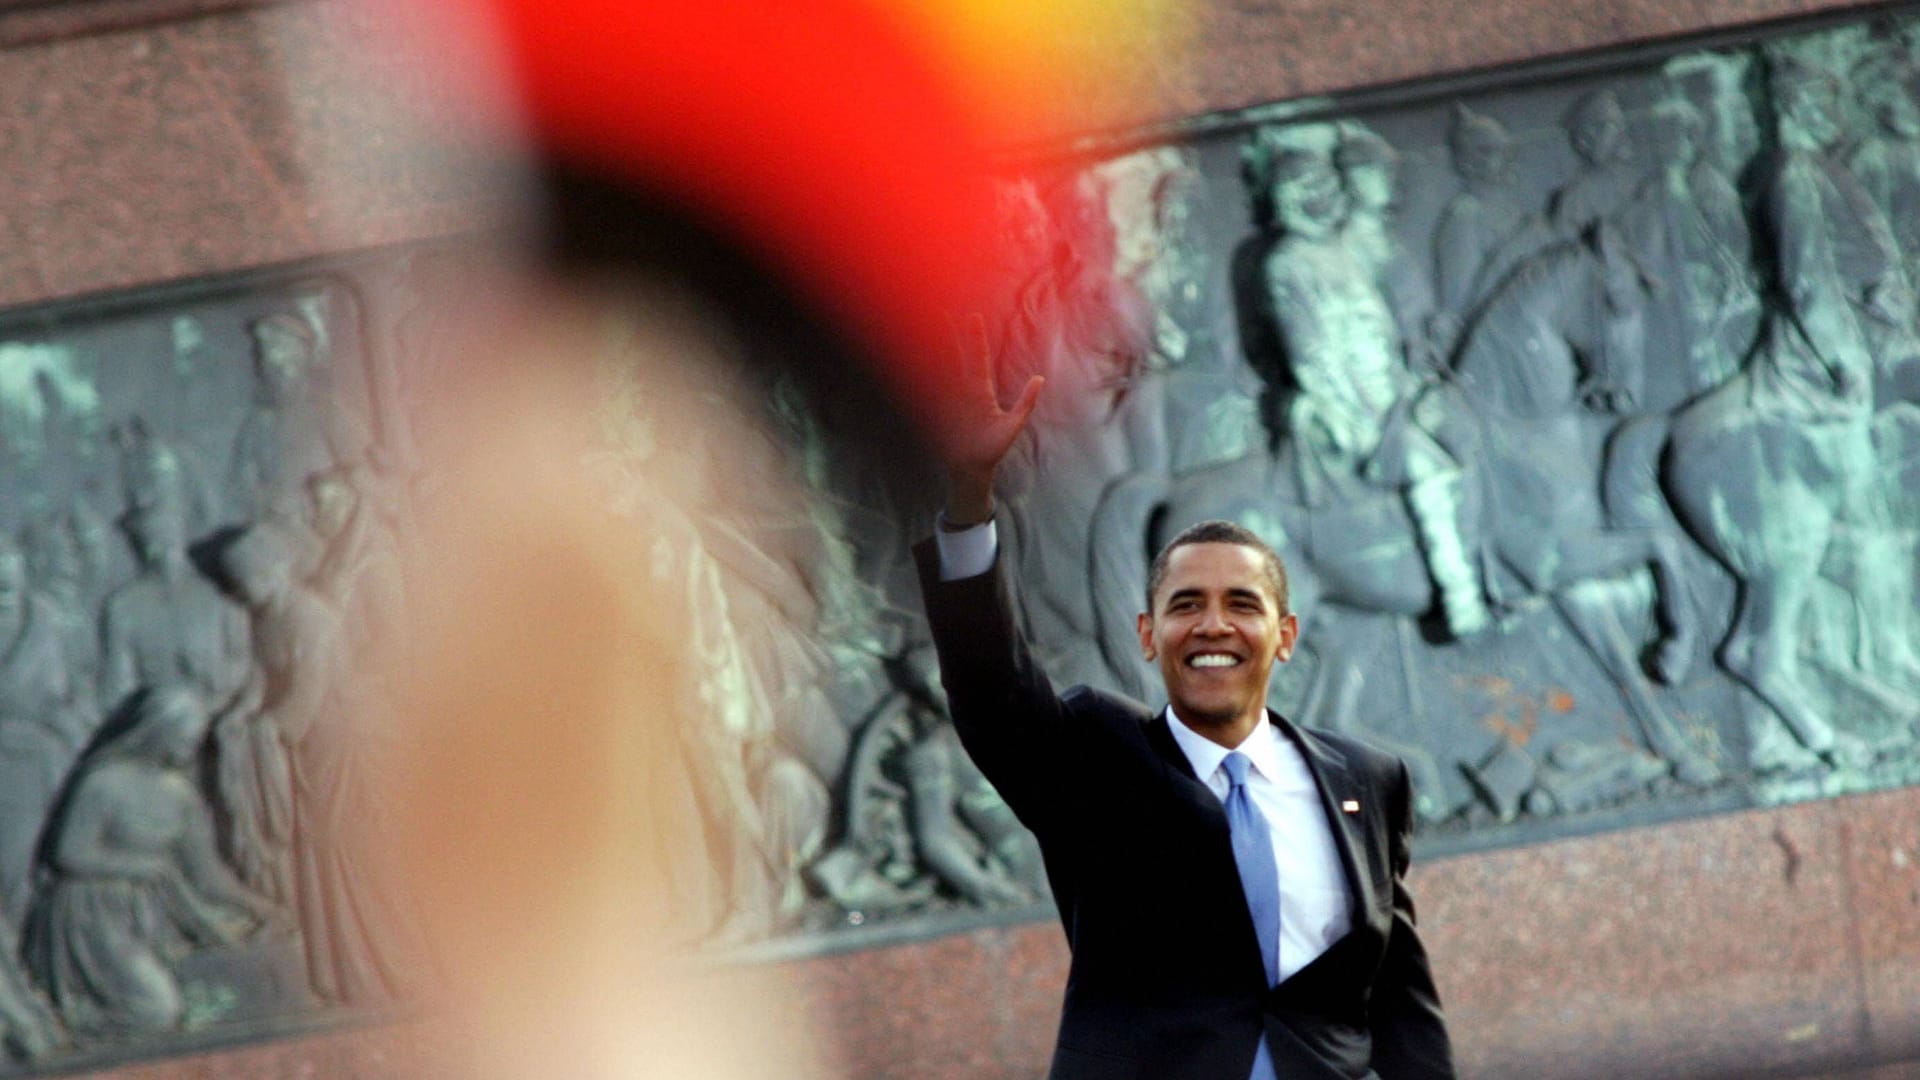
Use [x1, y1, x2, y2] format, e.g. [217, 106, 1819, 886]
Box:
[915, 540, 1455, 1080]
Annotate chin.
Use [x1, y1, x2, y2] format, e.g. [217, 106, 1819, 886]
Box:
[1174, 700, 1242, 726]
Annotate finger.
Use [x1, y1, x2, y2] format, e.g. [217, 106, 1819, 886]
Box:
[965, 313, 994, 393]
[1007, 374, 1045, 425]
[944, 312, 975, 391]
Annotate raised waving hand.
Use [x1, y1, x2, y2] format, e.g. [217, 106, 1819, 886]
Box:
[939, 315, 1043, 526]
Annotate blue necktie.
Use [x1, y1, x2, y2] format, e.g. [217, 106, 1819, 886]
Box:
[1223, 751, 1280, 1080]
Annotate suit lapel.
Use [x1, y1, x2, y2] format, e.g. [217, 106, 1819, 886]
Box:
[1144, 707, 1272, 989]
[1142, 710, 1229, 833]
[1271, 713, 1380, 933]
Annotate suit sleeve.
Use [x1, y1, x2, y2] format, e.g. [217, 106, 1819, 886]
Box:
[1368, 760, 1457, 1080]
[912, 537, 1072, 837]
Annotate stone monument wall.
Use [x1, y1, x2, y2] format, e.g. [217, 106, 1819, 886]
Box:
[0, 1, 1914, 1078]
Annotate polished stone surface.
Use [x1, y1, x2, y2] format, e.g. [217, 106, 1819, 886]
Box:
[66, 789, 1920, 1078]
[1421, 799, 1867, 1078]
[44, 1021, 457, 1080]
[774, 790, 1920, 1079]
[1843, 789, 1920, 1068]
[0, 0, 1883, 312]
[0, 0, 511, 313]
[789, 927, 1063, 1080]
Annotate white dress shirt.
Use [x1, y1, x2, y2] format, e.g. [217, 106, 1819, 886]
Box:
[935, 518, 1353, 982]
[1164, 710, 1352, 982]
[933, 514, 999, 580]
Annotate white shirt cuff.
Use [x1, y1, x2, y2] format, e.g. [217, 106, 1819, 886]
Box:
[935, 518, 997, 581]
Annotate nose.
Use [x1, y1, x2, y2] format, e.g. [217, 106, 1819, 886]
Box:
[1194, 603, 1230, 634]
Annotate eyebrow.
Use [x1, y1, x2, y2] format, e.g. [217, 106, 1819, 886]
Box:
[1162, 586, 1269, 608]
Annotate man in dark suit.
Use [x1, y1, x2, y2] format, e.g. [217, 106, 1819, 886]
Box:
[914, 332, 1455, 1079]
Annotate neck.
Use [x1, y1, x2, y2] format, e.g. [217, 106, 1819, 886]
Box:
[1174, 707, 1265, 750]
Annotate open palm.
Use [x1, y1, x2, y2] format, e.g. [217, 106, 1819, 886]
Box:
[939, 315, 1044, 481]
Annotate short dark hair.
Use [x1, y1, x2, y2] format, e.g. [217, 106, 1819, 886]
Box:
[1145, 520, 1290, 614]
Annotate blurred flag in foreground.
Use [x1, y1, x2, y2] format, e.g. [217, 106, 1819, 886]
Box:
[346, 1, 1183, 1076]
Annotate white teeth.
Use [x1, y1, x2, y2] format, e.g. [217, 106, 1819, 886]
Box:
[1189, 654, 1239, 668]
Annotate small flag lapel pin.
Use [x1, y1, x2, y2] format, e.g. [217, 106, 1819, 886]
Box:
[1341, 799, 1361, 814]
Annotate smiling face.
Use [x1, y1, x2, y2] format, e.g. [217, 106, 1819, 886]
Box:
[1137, 542, 1298, 739]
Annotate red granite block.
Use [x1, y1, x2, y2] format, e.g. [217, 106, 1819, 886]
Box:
[0, 0, 261, 51]
[786, 929, 1009, 1080]
[1837, 788, 1920, 1066]
[1129, 0, 1873, 135]
[993, 922, 1070, 1072]
[0, 23, 313, 309]
[1805, 1065, 1920, 1079]
[55, 1020, 460, 1080]
[162, 3, 511, 250]
[0, 2, 506, 312]
[0, 0, 1899, 314]
[1418, 800, 1865, 1078]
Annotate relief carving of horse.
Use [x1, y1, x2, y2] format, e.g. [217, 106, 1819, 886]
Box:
[1092, 227, 1721, 818]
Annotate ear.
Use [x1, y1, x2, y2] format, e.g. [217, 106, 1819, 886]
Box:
[1275, 613, 1300, 663]
[1137, 611, 1156, 660]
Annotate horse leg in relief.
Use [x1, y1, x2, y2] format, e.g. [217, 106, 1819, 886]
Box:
[1836, 526, 1920, 691]
[1598, 415, 1699, 682]
[1644, 529, 1701, 685]
[1721, 567, 1837, 757]
[1405, 469, 1489, 638]
[1554, 588, 1722, 786]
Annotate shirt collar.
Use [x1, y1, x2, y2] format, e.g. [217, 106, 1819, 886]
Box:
[1165, 707, 1283, 785]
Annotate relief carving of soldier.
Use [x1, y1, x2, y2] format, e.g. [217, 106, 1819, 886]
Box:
[1620, 92, 1760, 406]
[683, 402, 843, 928]
[1258, 142, 1489, 636]
[1550, 90, 1641, 237]
[992, 174, 1169, 691]
[1337, 125, 1444, 374]
[1748, 56, 1903, 420]
[1662, 53, 1920, 768]
[1847, 50, 1920, 295]
[227, 312, 370, 515]
[1432, 105, 1548, 352]
[1760, 53, 1916, 380]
